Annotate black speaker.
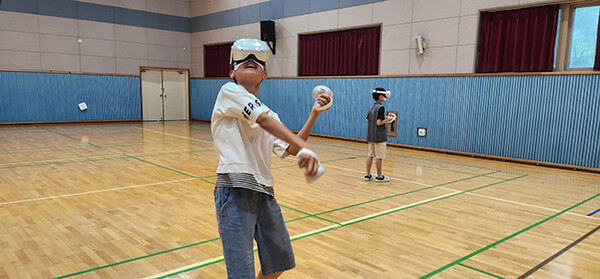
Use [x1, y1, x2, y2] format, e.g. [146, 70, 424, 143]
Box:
[260, 20, 276, 42]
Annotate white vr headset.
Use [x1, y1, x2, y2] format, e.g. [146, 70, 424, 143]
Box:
[231, 39, 269, 70]
[373, 88, 391, 98]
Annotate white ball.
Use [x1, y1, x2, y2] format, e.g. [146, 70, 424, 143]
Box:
[312, 85, 333, 100]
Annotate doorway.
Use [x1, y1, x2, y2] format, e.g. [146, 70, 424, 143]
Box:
[140, 67, 189, 121]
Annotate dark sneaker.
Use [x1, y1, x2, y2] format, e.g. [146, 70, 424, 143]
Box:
[375, 175, 390, 182]
[364, 174, 372, 181]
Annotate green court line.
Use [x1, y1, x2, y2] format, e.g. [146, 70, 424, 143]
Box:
[517, 224, 600, 278]
[314, 146, 506, 178]
[55, 211, 313, 278]
[53, 237, 221, 279]
[340, 175, 527, 227]
[0, 147, 214, 170]
[122, 154, 215, 185]
[420, 192, 600, 279]
[0, 154, 123, 167]
[0, 139, 192, 155]
[457, 263, 506, 279]
[3, 133, 505, 181]
[311, 140, 509, 174]
[0, 156, 122, 170]
[0, 145, 94, 155]
[19, 127, 513, 277]
[315, 170, 501, 216]
[100, 139, 193, 147]
[54, 170, 509, 278]
[279, 204, 341, 226]
[156, 174, 527, 278]
[155, 259, 226, 279]
[43, 128, 103, 148]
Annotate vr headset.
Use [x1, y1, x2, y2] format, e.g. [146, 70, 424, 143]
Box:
[372, 88, 391, 98]
[230, 39, 269, 70]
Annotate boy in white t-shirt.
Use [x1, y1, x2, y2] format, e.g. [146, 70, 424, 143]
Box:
[211, 39, 331, 279]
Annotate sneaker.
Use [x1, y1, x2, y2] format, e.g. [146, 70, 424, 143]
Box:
[375, 175, 390, 182]
[364, 174, 372, 181]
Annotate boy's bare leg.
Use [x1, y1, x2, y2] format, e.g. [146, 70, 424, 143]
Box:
[257, 270, 283, 279]
[375, 158, 383, 176]
[365, 156, 373, 174]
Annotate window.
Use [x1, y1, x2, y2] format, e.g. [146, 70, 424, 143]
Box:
[566, 5, 600, 69]
[478, 2, 600, 72]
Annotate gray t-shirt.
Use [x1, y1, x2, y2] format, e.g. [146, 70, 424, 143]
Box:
[366, 102, 387, 143]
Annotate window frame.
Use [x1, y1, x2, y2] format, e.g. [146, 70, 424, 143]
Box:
[556, 1, 600, 71]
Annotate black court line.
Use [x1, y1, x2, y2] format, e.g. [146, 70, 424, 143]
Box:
[517, 224, 600, 278]
[421, 192, 600, 278]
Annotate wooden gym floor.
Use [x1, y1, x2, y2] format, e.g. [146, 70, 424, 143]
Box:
[0, 121, 599, 279]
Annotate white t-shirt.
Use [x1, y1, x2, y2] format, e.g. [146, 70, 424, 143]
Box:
[211, 82, 289, 187]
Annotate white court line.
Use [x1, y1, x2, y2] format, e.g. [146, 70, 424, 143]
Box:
[323, 163, 433, 187]
[143, 225, 344, 279]
[143, 191, 458, 279]
[0, 178, 195, 206]
[143, 256, 225, 279]
[137, 127, 213, 144]
[438, 186, 600, 221]
[0, 147, 213, 167]
[327, 164, 600, 221]
[340, 191, 460, 225]
[0, 153, 122, 166]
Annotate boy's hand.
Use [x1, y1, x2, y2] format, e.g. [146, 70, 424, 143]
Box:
[298, 153, 319, 177]
[387, 113, 396, 123]
[312, 94, 332, 113]
[296, 148, 322, 181]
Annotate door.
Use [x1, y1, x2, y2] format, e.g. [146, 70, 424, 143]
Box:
[141, 69, 163, 121]
[163, 70, 188, 120]
[141, 68, 189, 121]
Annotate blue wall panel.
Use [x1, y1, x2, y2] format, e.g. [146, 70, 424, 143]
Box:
[191, 74, 600, 169]
[0, 71, 140, 122]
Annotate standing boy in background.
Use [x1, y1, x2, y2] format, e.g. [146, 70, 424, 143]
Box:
[365, 87, 394, 182]
[211, 39, 331, 279]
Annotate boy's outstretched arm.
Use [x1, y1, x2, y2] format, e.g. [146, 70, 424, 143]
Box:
[255, 112, 319, 176]
[288, 94, 332, 154]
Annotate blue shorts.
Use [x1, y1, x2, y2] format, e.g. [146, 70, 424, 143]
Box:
[214, 187, 295, 278]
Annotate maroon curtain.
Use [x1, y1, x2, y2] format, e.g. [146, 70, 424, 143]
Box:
[477, 5, 559, 73]
[204, 43, 233, 77]
[594, 12, 600, 70]
[299, 26, 380, 76]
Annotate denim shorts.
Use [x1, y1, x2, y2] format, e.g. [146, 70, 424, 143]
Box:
[214, 187, 295, 278]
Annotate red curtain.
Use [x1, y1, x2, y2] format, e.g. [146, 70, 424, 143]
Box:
[204, 43, 233, 77]
[594, 12, 600, 70]
[299, 26, 380, 76]
[477, 5, 559, 73]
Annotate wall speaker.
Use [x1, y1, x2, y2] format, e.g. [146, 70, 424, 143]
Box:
[260, 20, 276, 54]
[260, 20, 275, 41]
